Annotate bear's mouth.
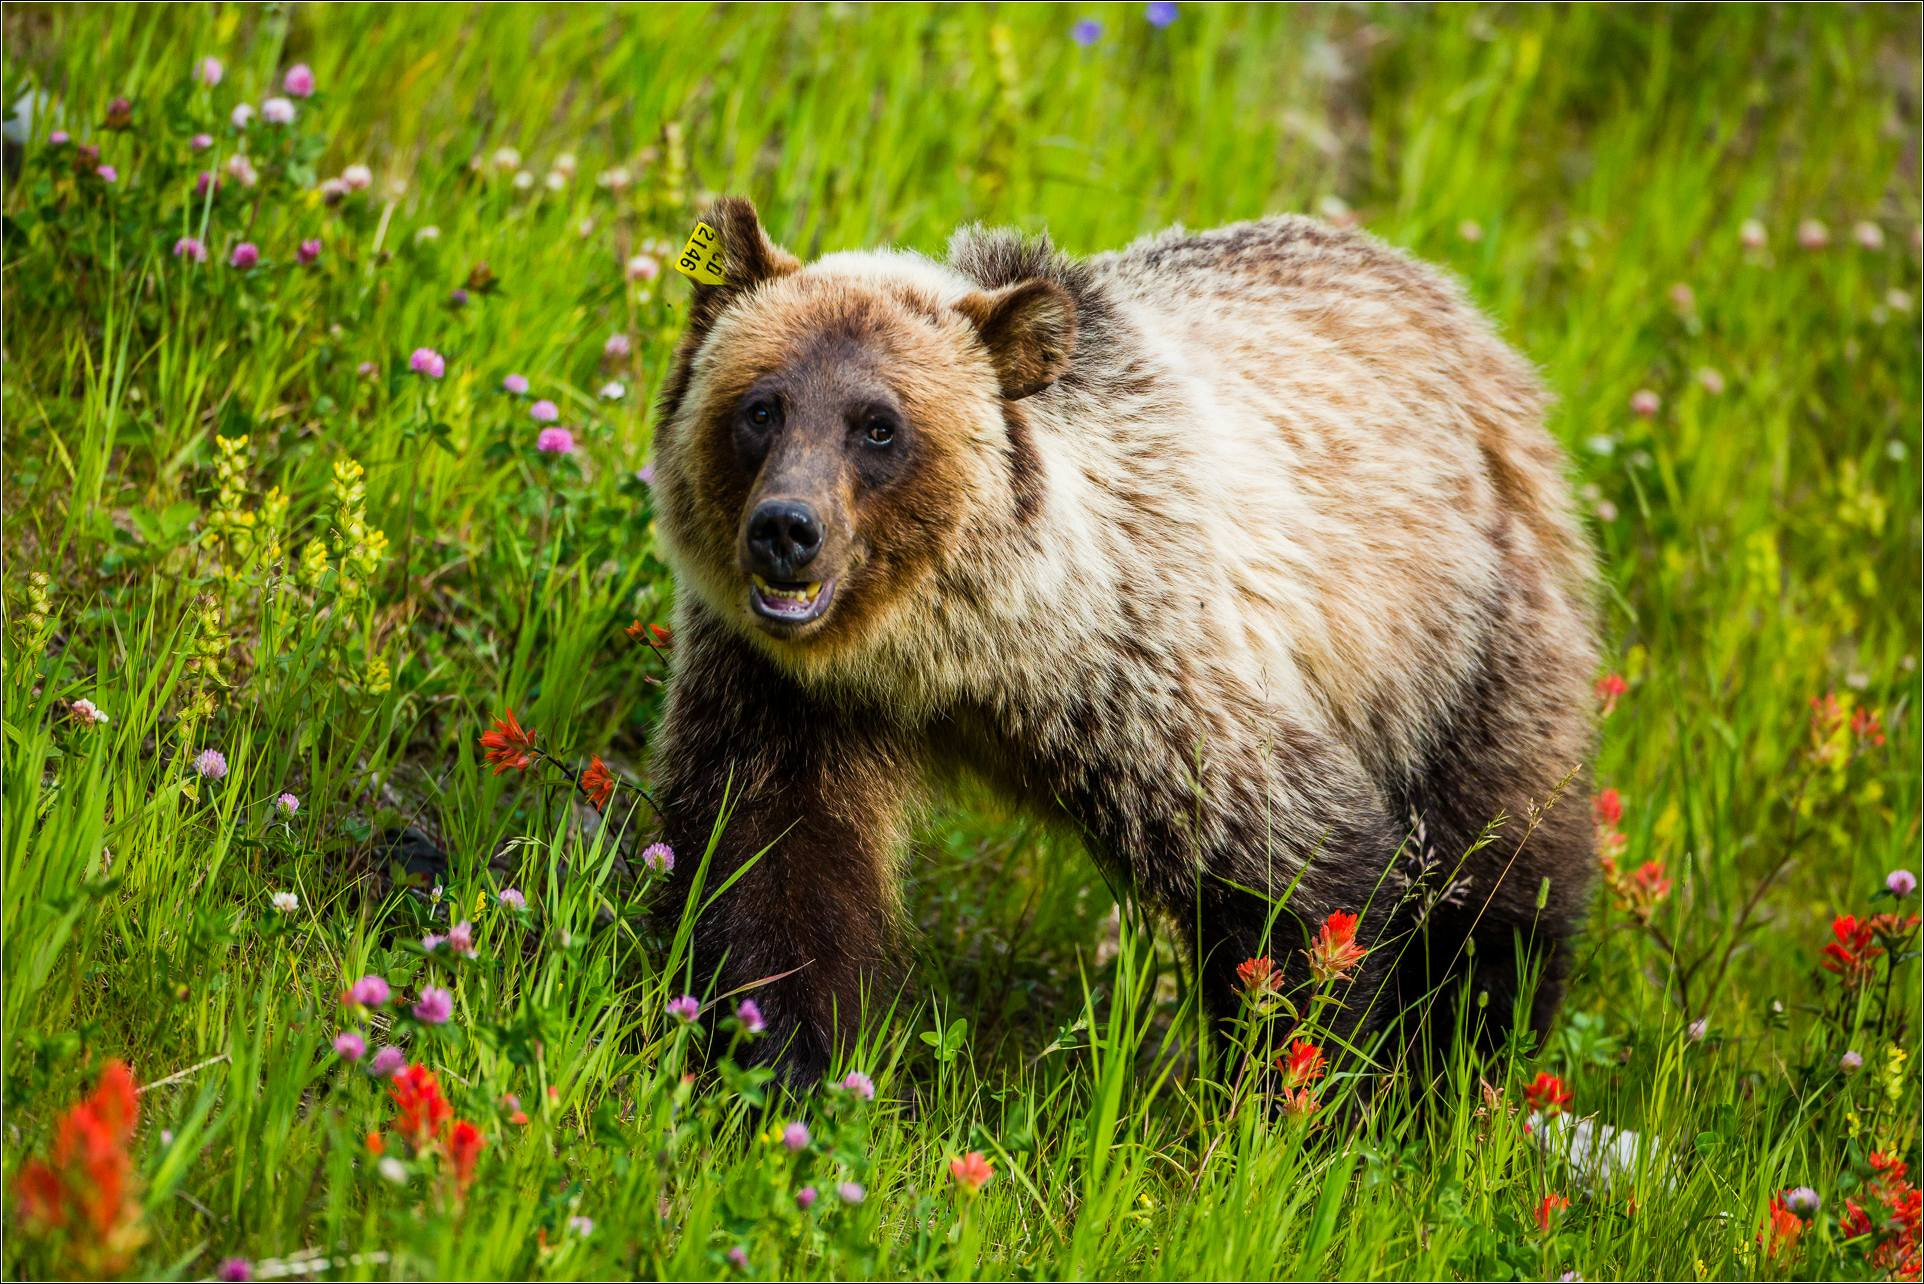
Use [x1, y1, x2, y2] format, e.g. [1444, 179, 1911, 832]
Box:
[749, 575, 836, 629]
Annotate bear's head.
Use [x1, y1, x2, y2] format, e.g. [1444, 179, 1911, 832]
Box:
[652, 198, 1075, 670]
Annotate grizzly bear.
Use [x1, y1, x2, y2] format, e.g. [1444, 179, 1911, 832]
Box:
[650, 198, 1597, 1084]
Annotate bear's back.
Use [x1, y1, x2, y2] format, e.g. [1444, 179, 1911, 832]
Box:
[1009, 216, 1596, 779]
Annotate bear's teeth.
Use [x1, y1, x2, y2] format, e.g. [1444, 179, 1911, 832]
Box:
[753, 577, 822, 606]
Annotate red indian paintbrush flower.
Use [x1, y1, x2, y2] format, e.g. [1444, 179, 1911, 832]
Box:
[627, 619, 673, 647]
[479, 710, 538, 774]
[390, 1064, 454, 1148]
[1523, 1070, 1573, 1116]
[10, 1060, 147, 1275]
[1758, 1195, 1804, 1257]
[1595, 672, 1628, 715]
[580, 756, 616, 811]
[1235, 956, 1280, 1003]
[1822, 914, 1883, 989]
[1628, 860, 1672, 905]
[1306, 910, 1366, 983]
[1841, 1152, 1924, 1280]
[448, 1119, 485, 1197]
[1593, 788, 1623, 828]
[949, 1151, 994, 1194]
[1535, 1192, 1570, 1233]
[1277, 1038, 1326, 1090]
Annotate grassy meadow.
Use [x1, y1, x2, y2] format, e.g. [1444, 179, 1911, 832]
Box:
[2, 2, 1921, 1279]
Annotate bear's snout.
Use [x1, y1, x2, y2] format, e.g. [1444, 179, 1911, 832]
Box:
[742, 497, 840, 630]
[746, 498, 825, 578]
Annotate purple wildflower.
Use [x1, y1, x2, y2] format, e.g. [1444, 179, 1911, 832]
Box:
[502, 372, 530, 395]
[842, 1071, 875, 1100]
[666, 994, 701, 1024]
[409, 347, 446, 379]
[413, 985, 454, 1025]
[641, 842, 675, 875]
[334, 1031, 367, 1061]
[283, 63, 316, 97]
[536, 427, 576, 455]
[174, 236, 208, 263]
[194, 747, 228, 778]
[368, 1046, 406, 1078]
[297, 238, 322, 265]
[1145, 1, 1179, 26]
[1071, 18, 1103, 46]
[228, 243, 259, 270]
[530, 399, 559, 423]
[347, 974, 391, 1007]
[1889, 869, 1918, 898]
[782, 1121, 810, 1151]
[735, 999, 766, 1034]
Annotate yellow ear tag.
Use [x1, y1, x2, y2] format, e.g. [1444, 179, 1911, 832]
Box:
[675, 221, 727, 285]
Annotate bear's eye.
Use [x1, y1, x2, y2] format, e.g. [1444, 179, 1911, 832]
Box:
[744, 398, 779, 430]
[863, 414, 897, 447]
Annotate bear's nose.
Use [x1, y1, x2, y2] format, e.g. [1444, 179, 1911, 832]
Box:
[746, 499, 824, 577]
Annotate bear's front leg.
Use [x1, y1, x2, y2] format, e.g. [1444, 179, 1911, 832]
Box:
[651, 606, 917, 1083]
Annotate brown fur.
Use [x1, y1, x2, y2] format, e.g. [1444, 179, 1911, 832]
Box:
[650, 199, 1599, 1083]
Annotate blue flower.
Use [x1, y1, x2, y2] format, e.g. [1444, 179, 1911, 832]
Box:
[1071, 18, 1103, 47]
[1145, 1, 1179, 28]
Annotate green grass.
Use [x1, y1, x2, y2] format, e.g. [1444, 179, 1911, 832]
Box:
[3, 3, 1920, 1279]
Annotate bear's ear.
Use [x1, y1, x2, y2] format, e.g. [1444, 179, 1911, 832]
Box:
[956, 278, 1077, 400]
[686, 196, 800, 329]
